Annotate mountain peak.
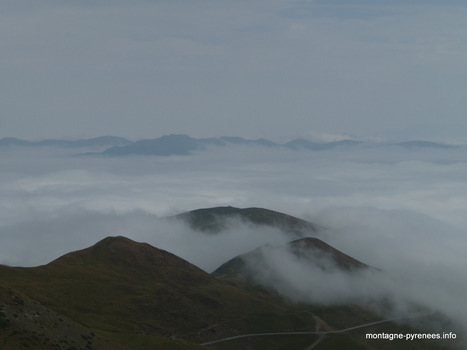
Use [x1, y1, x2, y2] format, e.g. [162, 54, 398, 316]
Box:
[93, 235, 143, 250]
[48, 236, 213, 285]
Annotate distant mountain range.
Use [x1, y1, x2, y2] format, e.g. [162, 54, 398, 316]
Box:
[0, 136, 131, 149]
[0, 206, 457, 349]
[0, 134, 460, 156]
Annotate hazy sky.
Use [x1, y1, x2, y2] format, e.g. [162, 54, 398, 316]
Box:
[2, 0, 467, 141]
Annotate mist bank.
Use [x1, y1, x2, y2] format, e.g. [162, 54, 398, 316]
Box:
[2, 143, 467, 227]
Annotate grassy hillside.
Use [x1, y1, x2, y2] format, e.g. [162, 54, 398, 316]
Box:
[0, 236, 319, 348]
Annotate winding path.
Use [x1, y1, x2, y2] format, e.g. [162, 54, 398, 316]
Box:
[200, 313, 433, 347]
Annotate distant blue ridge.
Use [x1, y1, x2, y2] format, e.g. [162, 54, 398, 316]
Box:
[0, 134, 459, 156]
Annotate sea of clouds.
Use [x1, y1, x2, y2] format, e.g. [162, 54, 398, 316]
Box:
[1, 144, 466, 336]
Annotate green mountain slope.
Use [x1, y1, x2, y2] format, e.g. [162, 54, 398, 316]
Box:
[0, 236, 319, 349]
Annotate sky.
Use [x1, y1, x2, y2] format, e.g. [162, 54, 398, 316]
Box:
[2, 0, 467, 142]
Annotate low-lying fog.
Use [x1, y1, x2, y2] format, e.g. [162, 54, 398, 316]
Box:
[1, 144, 466, 333]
